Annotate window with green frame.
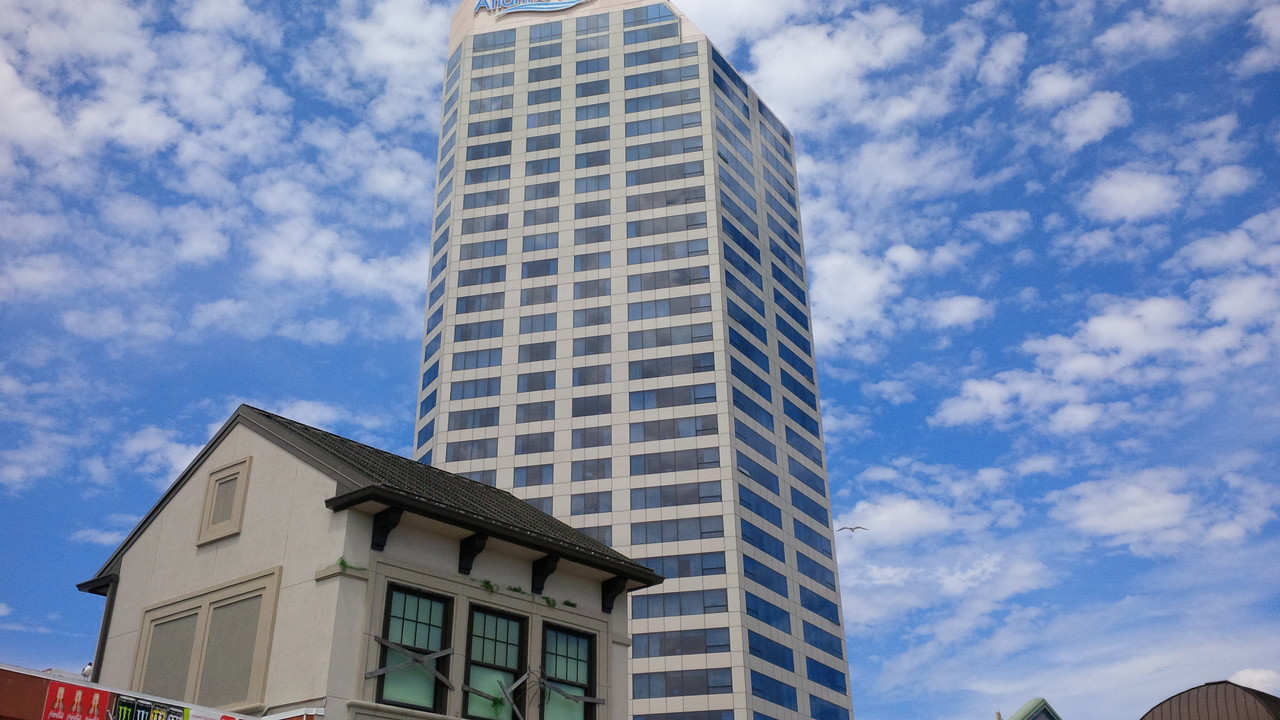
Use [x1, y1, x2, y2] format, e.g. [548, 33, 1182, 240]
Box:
[378, 586, 451, 712]
[543, 627, 595, 720]
[466, 609, 526, 720]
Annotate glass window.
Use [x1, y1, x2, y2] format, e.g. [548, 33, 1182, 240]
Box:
[465, 609, 524, 720]
[810, 696, 851, 720]
[630, 481, 721, 509]
[518, 341, 556, 363]
[576, 102, 610, 121]
[529, 20, 562, 43]
[576, 57, 609, 75]
[523, 258, 558, 279]
[806, 658, 847, 694]
[528, 87, 562, 105]
[637, 552, 726, 579]
[528, 65, 562, 83]
[628, 266, 710, 292]
[629, 353, 714, 380]
[571, 491, 612, 515]
[446, 438, 498, 462]
[573, 363, 611, 385]
[515, 431, 554, 455]
[514, 464, 554, 487]
[743, 554, 789, 597]
[455, 320, 503, 342]
[573, 335, 611, 356]
[451, 378, 502, 400]
[633, 628, 730, 658]
[460, 239, 507, 260]
[628, 322, 713, 349]
[473, 29, 516, 52]
[575, 252, 611, 271]
[520, 313, 557, 334]
[516, 401, 555, 423]
[522, 285, 558, 306]
[571, 426, 611, 449]
[631, 590, 729, 619]
[571, 394, 611, 417]
[739, 483, 782, 526]
[525, 183, 561, 204]
[800, 586, 840, 625]
[630, 448, 721, 476]
[575, 199, 611, 219]
[750, 671, 797, 711]
[466, 165, 511, 185]
[526, 133, 561, 152]
[470, 95, 514, 114]
[526, 157, 561, 176]
[453, 348, 503, 371]
[741, 518, 785, 561]
[471, 72, 515, 92]
[574, 226, 610, 245]
[744, 592, 791, 633]
[468, 117, 513, 137]
[576, 34, 609, 52]
[523, 232, 559, 251]
[747, 631, 794, 672]
[576, 79, 609, 98]
[574, 307, 611, 328]
[543, 627, 594, 720]
[524, 207, 560, 227]
[571, 458, 612, 482]
[378, 587, 450, 712]
[575, 174, 611, 193]
[796, 552, 836, 591]
[527, 111, 561, 129]
[530, 38, 562, 59]
[576, 150, 610, 169]
[459, 266, 506, 286]
[803, 621, 844, 660]
[518, 370, 556, 392]
[574, 278, 610, 299]
[627, 160, 703, 186]
[633, 669, 732, 699]
[576, 12, 609, 34]
[629, 415, 717, 442]
[629, 383, 716, 410]
[457, 292, 505, 314]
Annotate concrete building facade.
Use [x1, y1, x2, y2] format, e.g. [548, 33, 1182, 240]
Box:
[413, 3, 853, 720]
[79, 405, 659, 720]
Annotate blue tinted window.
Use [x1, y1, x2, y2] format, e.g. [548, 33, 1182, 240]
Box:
[739, 483, 781, 527]
[735, 420, 777, 464]
[794, 518, 832, 558]
[748, 631, 794, 671]
[744, 593, 790, 633]
[806, 657, 847, 694]
[750, 673, 798, 711]
[736, 452, 779, 494]
[732, 389, 775, 432]
[796, 552, 836, 590]
[800, 586, 840, 625]
[803, 621, 844, 659]
[742, 554, 788, 597]
[730, 358, 772, 402]
[741, 518, 785, 561]
[810, 696, 851, 720]
[791, 488, 829, 526]
[632, 589, 729, 619]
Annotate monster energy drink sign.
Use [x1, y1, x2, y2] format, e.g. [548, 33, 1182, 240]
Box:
[473, 0, 595, 16]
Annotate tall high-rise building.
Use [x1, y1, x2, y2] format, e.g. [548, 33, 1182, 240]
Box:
[414, 2, 853, 720]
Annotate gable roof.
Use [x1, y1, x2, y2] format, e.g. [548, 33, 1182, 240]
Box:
[81, 404, 661, 593]
[1142, 681, 1280, 720]
[1008, 698, 1064, 720]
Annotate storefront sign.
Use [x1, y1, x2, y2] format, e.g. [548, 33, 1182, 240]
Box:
[42, 681, 111, 720]
[109, 696, 235, 720]
[473, 0, 595, 17]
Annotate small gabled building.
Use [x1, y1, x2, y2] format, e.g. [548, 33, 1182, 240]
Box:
[1005, 698, 1065, 720]
[77, 405, 661, 720]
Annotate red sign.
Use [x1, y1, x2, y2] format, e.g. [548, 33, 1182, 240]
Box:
[42, 681, 111, 720]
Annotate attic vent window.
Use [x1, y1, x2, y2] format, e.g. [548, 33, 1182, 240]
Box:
[198, 458, 251, 545]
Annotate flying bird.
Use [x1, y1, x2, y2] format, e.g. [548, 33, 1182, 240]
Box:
[838, 526, 869, 533]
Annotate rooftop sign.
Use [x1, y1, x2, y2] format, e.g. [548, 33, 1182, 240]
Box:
[473, 0, 594, 16]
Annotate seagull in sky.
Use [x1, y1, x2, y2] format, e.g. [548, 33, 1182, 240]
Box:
[838, 526, 869, 533]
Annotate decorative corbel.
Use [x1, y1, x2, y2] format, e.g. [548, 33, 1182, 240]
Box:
[532, 555, 559, 595]
[371, 508, 403, 552]
[601, 576, 628, 614]
[459, 533, 488, 575]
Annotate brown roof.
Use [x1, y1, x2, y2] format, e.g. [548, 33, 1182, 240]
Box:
[1142, 682, 1280, 720]
[81, 404, 661, 593]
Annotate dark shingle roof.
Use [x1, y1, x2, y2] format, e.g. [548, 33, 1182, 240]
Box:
[241, 405, 659, 585]
[1142, 681, 1280, 720]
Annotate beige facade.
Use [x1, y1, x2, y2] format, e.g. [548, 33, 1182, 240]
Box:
[413, 2, 853, 720]
[81, 406, 659, 720]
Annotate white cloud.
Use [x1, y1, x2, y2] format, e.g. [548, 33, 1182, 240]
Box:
[863, 380, 917, 405]
[674, 0, 808, 52]
[747, 9, 927, 131]
[925, 295, 995, 329]
[1021, 64, 1091, 109]
[964, 210, 1032, 243]
[1016, 455, 1062, 476]
[1095, 11, 1183, 55]
[1080, 169, 1183, 223]
[0, 602, 10, 618]
[978, 32, 1028, 89]
[1238, 6, 1280, 75]
[69, 529, 128, 546]
[1159, 0, 1252, 16]
[1196, 165, 1256, 201]
[1053, 91, 1133, 151]
[121, 427, 203, 486]
[1230, 668, 1280, 694]
[1050, 468, 1194, 548]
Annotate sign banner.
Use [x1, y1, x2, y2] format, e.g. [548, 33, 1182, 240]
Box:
[109, 695, 236, 720]
[42, 681, 111, 720]
[473, 0, 595, 17]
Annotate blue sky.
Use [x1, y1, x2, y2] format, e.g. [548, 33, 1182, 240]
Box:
[1, 0, 1278, 718]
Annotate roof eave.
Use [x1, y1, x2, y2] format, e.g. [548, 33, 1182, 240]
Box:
[327, 485, 662, 588]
